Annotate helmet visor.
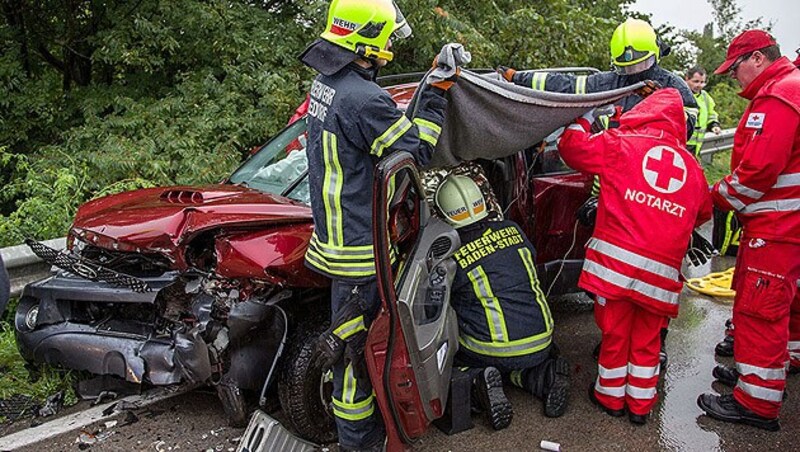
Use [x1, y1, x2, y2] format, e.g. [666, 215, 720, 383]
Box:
[392, 2, 412, 39]
[614, 55, 656, 75]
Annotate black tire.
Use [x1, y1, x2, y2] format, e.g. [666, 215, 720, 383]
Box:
[277, 320, 337, 444]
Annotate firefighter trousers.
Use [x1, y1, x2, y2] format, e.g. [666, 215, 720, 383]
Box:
[593, 296, 667, 415]
[330, 279, 385, 450]
[731, 237, 800, 419]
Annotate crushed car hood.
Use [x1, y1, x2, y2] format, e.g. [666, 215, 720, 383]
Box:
[72, 185, 312, 254]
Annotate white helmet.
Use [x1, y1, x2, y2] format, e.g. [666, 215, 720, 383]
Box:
[435, 175, 488, 228]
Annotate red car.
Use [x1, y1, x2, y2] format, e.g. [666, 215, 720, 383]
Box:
[16, 74, 592, 443]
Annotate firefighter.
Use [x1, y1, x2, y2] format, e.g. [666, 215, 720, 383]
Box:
[697, 29, 800, 431]
[685, 66, 722, 157]
[435, 175, 570, 429]
[300, 1, 462, 449]
[558, 88, 713, 425]
[499, 19, 702, 367]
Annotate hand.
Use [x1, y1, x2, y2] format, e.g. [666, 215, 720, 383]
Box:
[577, 196, 598, 227]
[311, 330, 345, 372]
[686, 230, 716, 266]
[497, 65, 516, 82]
[712, 126, 722, 135]
[428, 43, 471, 91]
[634, 80, 662, 98]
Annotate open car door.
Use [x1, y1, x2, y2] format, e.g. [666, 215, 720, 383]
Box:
[366, 152, 461, 451]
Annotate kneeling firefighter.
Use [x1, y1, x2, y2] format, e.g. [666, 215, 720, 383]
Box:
[435, 175, 571, 430]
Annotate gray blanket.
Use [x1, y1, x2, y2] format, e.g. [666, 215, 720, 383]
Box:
[417, 70, 645, 168]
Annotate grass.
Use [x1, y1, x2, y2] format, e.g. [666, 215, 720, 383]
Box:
[703, 149, 732, 184]
[0, 300, 77, 420]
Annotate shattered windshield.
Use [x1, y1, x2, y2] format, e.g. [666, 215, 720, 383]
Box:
[228, 119, 310, 204]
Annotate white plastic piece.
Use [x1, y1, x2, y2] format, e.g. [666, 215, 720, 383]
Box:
[540, 440, 561, 451]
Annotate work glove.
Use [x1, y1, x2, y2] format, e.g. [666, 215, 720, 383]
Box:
[576, 196, 598, 227]
[496, 65, 516, 82]
[427, 43, 471, 91]
[310, 288, 373, 389]
[634, 80, 662, 98]
[685, 230, 716, 266]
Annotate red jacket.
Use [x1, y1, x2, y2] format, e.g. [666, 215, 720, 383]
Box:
[559, 88, 713, 317]
[711, 57, 800, 244]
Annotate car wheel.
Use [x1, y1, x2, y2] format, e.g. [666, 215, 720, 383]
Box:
[277, 320, 337, 444]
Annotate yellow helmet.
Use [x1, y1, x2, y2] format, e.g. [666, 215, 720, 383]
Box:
[609, 18, 660, 75]
[320, 0, 411, 62]
[435, 175, 488, 228]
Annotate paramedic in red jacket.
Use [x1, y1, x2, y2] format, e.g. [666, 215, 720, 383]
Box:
[697, 30, 800, 432]
[558, 88, 712, 425]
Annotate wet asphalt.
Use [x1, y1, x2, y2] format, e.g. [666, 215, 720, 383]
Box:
[8, 255, 800, 451]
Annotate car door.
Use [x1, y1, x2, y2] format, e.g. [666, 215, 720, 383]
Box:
[365, 151, 460, 450]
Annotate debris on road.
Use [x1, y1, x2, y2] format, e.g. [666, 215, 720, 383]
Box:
[540, 440, 561, 451]
[37, 391, 64, 418]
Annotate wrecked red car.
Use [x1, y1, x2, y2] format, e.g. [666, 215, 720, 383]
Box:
[15, 73, 593, 444]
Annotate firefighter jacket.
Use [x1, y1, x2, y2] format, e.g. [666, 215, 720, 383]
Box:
[304, 63, 447, 280]
[559, 88, 713, 317]
[450, 219, 554, 363]
[712, 57, 800, 245]
[511, 65, 699, 123]
[687, 90, 721, 156]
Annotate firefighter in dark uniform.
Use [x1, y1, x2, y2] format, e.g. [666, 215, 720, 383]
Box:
[435, 175, 571, 430]
[300, 1, 459, 450]
[498, 18, 703, 366]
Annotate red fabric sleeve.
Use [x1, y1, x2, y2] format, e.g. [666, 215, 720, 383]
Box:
[558, 117, 614, 176]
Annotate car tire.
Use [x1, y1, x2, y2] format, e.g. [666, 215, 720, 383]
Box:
[278, 320, 337, 444]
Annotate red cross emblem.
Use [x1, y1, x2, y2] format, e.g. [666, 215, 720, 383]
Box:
[642, 146, 687, 194]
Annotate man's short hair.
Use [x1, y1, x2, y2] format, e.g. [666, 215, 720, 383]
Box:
[759, 44, 781, 61]
[686, 65, 707, 78]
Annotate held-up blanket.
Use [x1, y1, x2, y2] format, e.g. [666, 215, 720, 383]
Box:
[409, 70, 646, 168]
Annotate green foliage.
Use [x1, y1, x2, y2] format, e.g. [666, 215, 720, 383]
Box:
[0, 322, 78, 409]
[705, 149, 732, 184]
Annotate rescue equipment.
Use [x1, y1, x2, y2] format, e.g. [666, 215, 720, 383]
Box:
[685, 267, 736, 299]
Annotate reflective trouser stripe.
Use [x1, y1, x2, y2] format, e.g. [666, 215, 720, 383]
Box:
[720, 211, 737, 255]
[510, 370, 524, 388]
[322, 131, 344, 246]
[518, 247, 553, 331]
[532, 72, 547, 91]
[743, 198, 800, 214]
[736, 380, 783, 403]
[788, 341, 800, 359]
[575, 75, 587, 94]
[583, 260, 679, 305]
[626, 384, 656, 400]
[459, 331, 552, 358]
[467, 266, 508, 342]
[306, 234, 397, 278]
[595, 380, 625, 398]
[333, 364, 375, 421]
[736, 363, 786, 380]
[774, 173, 800, 189]
[371, 116, 412, 157]
[587, 238, 679, 280]
[598, 364, 626, 379]
[413, 117, 441, 147]
[334, 315, 366, 340]
[628, 363, 660, 379]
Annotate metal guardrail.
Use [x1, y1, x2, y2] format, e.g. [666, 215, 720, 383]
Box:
[698, 127, 736, 164]
[1, 237, 65, 298]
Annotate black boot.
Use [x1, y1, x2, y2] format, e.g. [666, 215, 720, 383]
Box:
[629, 412, 648, 425]
[472, 367, 513, 430]
[542, 356, 570, 418]
[715, 335, 734, 357]
[592, 341, 601, 361]
[712, 364, 739, 387]
[588, 381, 624, 417]
[659, 328, 668, 367]
[697, 393, 780, 431]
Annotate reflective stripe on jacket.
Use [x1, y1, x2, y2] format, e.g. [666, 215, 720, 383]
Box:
[450, 219, 553, 360]
[711, 57, 800, 244]
[559, 89, 713, 317]
[688, 90, 721, 156]
[304, 64, 446, 279]
[512, 66, 699, 127]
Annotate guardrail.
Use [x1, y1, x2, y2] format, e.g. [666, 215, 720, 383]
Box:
[1, 237, 64, 298]
[698, 127, 736, 164]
